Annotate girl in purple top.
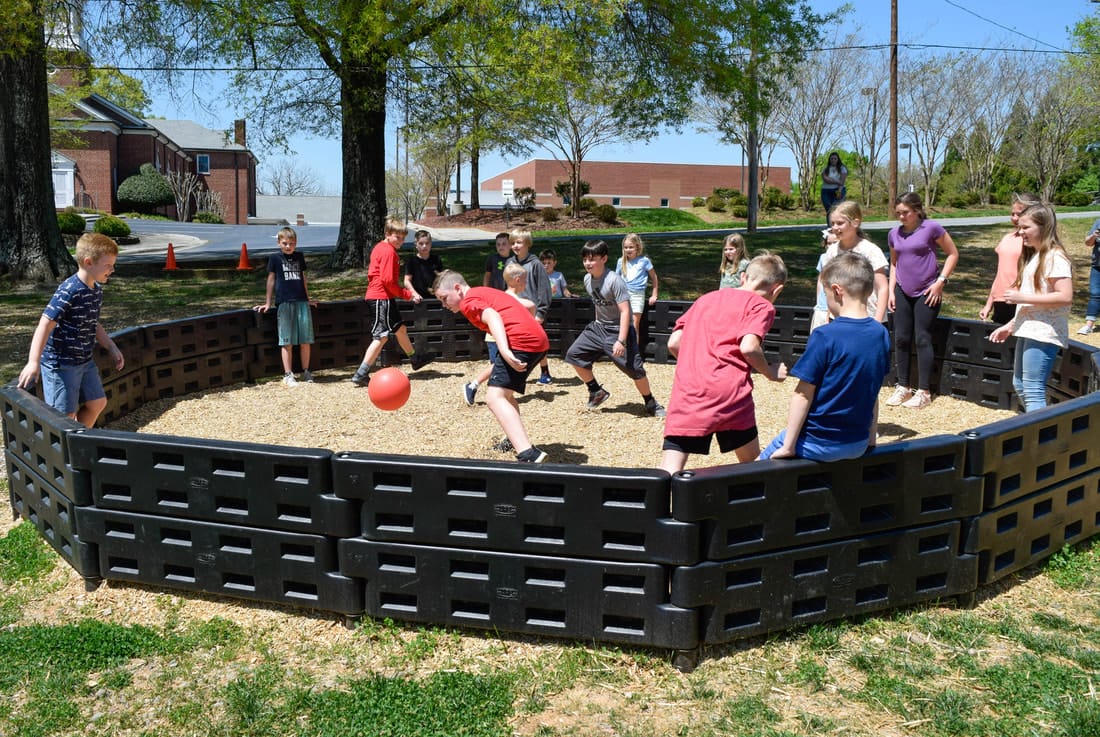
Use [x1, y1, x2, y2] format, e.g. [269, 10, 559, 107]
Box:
[885, 192, 959, 409]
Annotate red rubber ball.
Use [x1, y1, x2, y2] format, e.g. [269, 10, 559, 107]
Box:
[367, 367, 411, 411]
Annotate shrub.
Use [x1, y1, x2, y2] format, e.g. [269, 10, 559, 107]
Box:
[1057, 190, 1092, 207]
[762, 186, 794, 211]
[193, 211, 224, 224]
[116, 163, 174, 213]
[691, 196, 706, 208]
[727, 190, 748, 207]
[577, 197, 598, 213]
[731, 205, 749, 219]
[714, 187, 740, 200]
[540, 207, 560, 222]
[705, 193, 727, 212]
[93, 214, 131, 238]
[513, 186, 536, 210]
[592, 204, 618, 224]
[57, 209, 86, 235]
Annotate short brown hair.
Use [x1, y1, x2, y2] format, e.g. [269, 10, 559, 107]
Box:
[75, 232, 119, 263]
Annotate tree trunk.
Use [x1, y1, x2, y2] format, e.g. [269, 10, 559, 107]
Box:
[746, 124, 759, 233]
[469, 142, 480, 210]
[331, 58, 389, 270]
[0, 19, 74, 282]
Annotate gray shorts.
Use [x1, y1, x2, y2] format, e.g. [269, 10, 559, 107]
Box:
[564, 321, 646, 380]
[277, 301, 314, 346]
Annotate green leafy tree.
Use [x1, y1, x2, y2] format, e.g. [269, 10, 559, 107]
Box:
[95, 0, 469, 269]
[0, 1, 74, 281]
[696, 0, 834, 231]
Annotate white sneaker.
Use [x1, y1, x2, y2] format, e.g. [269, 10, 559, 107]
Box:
[1077, 324, 1093, 335]
[283, 373, 298, 387]
[901, 389, 931, 409]
[885, 385, 913, 406]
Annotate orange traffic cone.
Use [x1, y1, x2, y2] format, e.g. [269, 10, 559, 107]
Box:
[164, 243, 179, 271]
[236, 243, 251, 271]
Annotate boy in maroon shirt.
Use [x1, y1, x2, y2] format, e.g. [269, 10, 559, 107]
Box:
[434, 269, 550, 463]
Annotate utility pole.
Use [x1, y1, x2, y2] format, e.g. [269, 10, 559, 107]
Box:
[888, 0, 898, 206]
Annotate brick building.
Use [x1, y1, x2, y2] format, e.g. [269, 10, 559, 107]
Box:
[480, 159, 792, 209]
[52, 92, 258, 224]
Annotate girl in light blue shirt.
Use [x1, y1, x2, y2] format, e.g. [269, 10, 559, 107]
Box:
[616, 233, 659, 338]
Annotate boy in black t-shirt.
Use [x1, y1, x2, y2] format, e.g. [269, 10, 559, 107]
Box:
[257, 227, 317, 386]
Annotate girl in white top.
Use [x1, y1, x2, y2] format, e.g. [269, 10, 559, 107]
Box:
[811, 200, 889, 330]
[617, 233, 659, 338]
[990, 203, 1073, 412]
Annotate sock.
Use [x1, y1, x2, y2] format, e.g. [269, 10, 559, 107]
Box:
[355, 362, 369, 375]
[642, 393, 654, 403]
[469, 380, 479, 388]
[405, 349, 415, 357]
[586, 379, 601, 393]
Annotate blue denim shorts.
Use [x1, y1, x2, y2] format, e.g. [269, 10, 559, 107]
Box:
[41, 359, 104, 415]
[276, 301, 315, 346]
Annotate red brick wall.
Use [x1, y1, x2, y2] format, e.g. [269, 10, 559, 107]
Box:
[482, 159, 792, 208]
[201, 150, 255, 224]
[58, 132, 115, 212]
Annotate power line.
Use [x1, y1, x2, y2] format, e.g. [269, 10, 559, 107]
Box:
[941, 0, 1066, 52]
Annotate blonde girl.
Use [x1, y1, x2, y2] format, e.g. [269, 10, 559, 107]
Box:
[815, 201, 889, 327]
[989, 204, 1073, 412]
[616, 233, 659, 336]
[719, 233, 751, 289]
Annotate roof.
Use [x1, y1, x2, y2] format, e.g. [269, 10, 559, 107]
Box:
[143, 119, 250, 153]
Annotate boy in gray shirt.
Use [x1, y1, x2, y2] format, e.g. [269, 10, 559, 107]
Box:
[564, 239, 665, 417]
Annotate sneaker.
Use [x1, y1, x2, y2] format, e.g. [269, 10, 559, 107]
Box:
[409, 352, 434, 371]
[350, 371, 369, 387]
[283, 373, 298, 387]
[516, 447, 548, 463]
[645, 399, 666, 417]
[537, 372, 553, 385]
[885, 385, 913, 406]
[463, 382, 478, 406]
[491, 436, 514, 452]
[302, 370, 315, 383]
[586, 387, 611, 410]
[1077, 324, 1093, 335]
[901, 389, 932, 409]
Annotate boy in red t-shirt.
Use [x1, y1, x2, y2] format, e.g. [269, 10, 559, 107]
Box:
[351, 218, 433, 387]
[434, 269, 550, 463]
[659, 253, 789, 474]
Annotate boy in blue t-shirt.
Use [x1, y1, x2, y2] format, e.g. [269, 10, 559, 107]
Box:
[257, 227, 317, 386]
[18, 233, 124, 427]
[760, 251, 890, 462]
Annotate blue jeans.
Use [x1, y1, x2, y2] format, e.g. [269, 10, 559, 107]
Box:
[1087, 266, 1100, 320]
[1013, 338, 1060, 412]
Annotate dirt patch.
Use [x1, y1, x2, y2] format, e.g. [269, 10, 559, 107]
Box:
[418, 208, 617, 234]
[108, 360, 1013, 469]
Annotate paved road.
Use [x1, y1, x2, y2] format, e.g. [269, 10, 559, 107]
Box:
[117, 211, 1100, 264]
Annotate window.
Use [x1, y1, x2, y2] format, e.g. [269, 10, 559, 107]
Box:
[660, 198, 669, 208]
[611, 197, 621, 206]
[196, 154, 210, 175]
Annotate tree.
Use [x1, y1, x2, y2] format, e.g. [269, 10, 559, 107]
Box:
[166, 169, 201, 221]
[1007, 61, 1093, 204]
[261, 158, 322, 196]
[945, 53, 1027, 205]
[697, 0, 835, 231]
[0, 3, 73, 281]
[899, 53, 969, 206]
[773, 32, 860, 211]
[98, 0, 468, 269]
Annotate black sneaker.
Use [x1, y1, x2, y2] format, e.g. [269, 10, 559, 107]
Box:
[516, 447, 548, 463]
[350, 371, 369, 387]
[410, 352, 434, 371]
[463, 382, 477, 406]
[586, 387, 611, 410]
[645, 399, 666, 417]
[491, 436, 514, 452]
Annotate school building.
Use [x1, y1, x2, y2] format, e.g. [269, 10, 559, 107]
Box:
[479, 159, 792, 209]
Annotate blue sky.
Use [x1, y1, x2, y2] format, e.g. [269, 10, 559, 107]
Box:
[142, 0, 1093, 196]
